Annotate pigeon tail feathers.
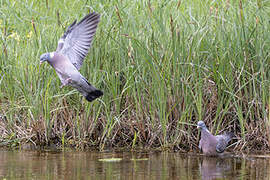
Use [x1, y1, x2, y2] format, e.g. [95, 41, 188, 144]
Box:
[85, 89, 103, 102]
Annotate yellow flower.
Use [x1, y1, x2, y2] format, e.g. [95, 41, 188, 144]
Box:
[8, 32, 16, 38]
[8, 32, 20, 42]
[27, 31, 33, 39]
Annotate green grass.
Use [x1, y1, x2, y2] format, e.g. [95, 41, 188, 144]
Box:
[0, 0, 269, 152]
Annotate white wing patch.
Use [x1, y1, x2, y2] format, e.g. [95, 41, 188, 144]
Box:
[58, 38, 64, 44]
[50, 52, 55, 58]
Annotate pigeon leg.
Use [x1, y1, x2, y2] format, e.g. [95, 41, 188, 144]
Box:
[60, 78, 72, 88]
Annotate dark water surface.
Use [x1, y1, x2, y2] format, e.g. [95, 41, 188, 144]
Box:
[0, 150, 270, 179]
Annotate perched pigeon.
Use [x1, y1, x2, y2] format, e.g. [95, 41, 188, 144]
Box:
[197, 121, 234, 156]
[40, 12, 103, 102]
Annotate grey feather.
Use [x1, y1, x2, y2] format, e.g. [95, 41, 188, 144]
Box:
[197, 121, 234, 156]
[215, 132, 235, 153]
[57, 12, 100, 70]
[40, 12, 103, 102]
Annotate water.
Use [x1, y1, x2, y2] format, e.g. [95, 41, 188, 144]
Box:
[0, 150, 270, 179]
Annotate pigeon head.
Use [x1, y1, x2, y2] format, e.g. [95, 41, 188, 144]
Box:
[40, 52, 54, 64]
[197, 121, 207, 130]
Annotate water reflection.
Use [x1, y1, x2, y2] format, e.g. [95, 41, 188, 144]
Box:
[0, 150, 270, 179]
[200, 157, 233, 180]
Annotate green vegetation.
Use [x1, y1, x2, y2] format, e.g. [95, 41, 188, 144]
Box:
[0, 0, 269, 152]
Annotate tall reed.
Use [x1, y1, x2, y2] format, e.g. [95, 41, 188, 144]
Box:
[0, 0, 269, 151]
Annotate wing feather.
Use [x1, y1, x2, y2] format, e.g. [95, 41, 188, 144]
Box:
[56, 12, 100, 70]
[215, 132, 234, 153]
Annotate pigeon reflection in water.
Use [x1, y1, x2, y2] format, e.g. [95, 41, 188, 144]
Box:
[200, 157, 232, 180]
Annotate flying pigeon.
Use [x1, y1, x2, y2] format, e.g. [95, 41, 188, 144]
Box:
[197, 121, 234, 156]
[40, 12, 103, 102]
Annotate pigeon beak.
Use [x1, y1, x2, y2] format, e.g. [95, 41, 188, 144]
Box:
[197, 126, 200, 129]
[40, 61, 44, 65]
